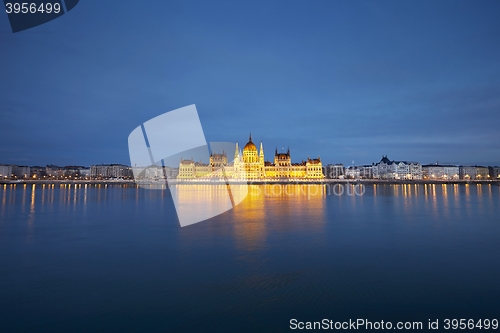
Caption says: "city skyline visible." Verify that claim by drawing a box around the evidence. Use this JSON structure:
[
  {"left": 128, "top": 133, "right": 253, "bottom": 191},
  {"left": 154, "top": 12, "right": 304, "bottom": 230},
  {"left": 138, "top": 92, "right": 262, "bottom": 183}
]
[
  {"left": 1, "top": 1, "right": 500, "bottom": 167},
  {"left": 1, "top": 132, "right": 500, "bottom": 180},
  {"left": 1, "top": 141, "right": 500, "bottom": 169}
]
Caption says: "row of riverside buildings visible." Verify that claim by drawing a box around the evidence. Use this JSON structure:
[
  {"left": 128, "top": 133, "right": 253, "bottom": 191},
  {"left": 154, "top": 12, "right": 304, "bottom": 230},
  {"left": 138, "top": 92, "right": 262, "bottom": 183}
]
[
  {"left": 0, "top": 164, "right": 133, "bottom": 180},
  {"left": 2, "top": 159, "right": 500, "bottom": 182},
  {"left": 325, "top": 155, "right": 500, "bottom": 180},
  {"left": 2, "top": 142, "right": 500, "bottom": 182}
]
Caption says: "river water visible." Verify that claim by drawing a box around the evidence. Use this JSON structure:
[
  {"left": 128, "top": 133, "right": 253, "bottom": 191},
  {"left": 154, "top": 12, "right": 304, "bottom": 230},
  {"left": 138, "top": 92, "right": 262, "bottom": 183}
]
[{"left": 1, "top": 183, "right": 499, "bottom": 332}]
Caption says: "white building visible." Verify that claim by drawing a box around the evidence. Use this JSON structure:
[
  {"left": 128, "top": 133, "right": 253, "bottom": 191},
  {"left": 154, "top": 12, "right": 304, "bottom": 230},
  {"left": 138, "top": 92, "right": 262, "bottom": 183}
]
[
  {"left": 91, "top": 164, "right": 132, "bottom": 179},
  {"left": 12, "top": 165, "right": 30, "bottom": 179},
  {"left": 460, "top": 166, "right": 489, "bottom": 180},
  {"left": 422, "top": 164, "right": 459, "bottom": 180},
  {"left": 374, "top": 156, "right": 422, "bottom": 180},
  {"left": 344, "top": 166, "right": 361, "bottom": 179},
  {"left": 30, "top": 166, "right": 46, "bottom": 179},
  {"left": 46, "top": 165, "right": 65, "bottom": 178},
  {"left": 132, "top": 165, "right": 179, "bottom": 180},
  {"left": 79, "top": 168, "right": 91, "bottom": 178},
  {"left": 359, "top": 165, "right": 375, "bottom": 179},
  {"left": 324, "top": 164, "right": 344, "bottom": 179},
  {"left": 489, "top": 166, "right": 500, "bottom": 180},
  {"left": 0, "top": 165, "right": 13, "bottom": 179}
]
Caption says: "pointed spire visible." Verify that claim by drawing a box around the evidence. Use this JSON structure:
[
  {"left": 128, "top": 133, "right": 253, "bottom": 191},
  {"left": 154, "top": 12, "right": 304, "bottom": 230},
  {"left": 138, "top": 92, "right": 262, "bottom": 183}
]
[
  {"left": 249, "top": 133, "right": 252, "bottom": 142},
  {"left": 234, "top": 142, "right": 239, "bottom": 158}
]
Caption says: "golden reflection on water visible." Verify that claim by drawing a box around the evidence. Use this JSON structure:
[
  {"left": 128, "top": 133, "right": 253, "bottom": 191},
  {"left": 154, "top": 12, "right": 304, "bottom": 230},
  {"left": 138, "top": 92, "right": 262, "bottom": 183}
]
[
  {"left": 68, "top": 184, "right": 73, "bottom": 205},
  {"left": 84, "top": 184, "right": 88, "bottom": 210},
  {"left": 41, "top": 184, "right": 45, "bottom": 206},
  {"left": 171, "top": 184, "right": 241, "bottom": 227},
  {"left": 441, "top": 184, "right": 450, "bottom": 220},
  {"left": 73, "top": 185, "right": 78, "bottom": 207},
  {"left": 230, "top": 184, "right": 326, "bottom": 251},
  {"left": 429, "top": 184, "right": 437, "bottom": 216},
  {"left": 28, "top": 184, "right": 36, "bottom": 227},
  {"left": 476, "top": 184, "right": 484, "bottom": 214},
  {"left": 1, "top": 184, "right": 7, "bottom": 220},
  {"left": 50, "top": 184, "right": 55, "bottom": 210},
  {"left": 21, "top": 184, "right": 27, "bottom": 213},
  {"left": 232, "top": 186, "right": 267, "bottom": 250}
]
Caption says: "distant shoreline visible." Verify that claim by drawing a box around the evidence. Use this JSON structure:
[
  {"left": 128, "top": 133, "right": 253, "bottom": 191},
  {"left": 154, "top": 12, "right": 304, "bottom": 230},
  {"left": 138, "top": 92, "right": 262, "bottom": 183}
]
[{"left": 1, "top": 179, "right": 499, "bottom": 186}]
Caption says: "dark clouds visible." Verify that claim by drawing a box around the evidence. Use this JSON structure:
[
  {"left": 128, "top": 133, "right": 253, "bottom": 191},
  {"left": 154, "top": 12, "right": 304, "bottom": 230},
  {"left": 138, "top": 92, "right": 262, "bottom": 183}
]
[{"left": 0, "top": 0, "right": 499, "bottom": 166}]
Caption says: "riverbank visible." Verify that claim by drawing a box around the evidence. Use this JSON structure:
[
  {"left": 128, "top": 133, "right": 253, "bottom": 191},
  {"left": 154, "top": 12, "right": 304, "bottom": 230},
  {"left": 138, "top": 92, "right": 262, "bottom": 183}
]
[
  {"left": 1, "top": 179, "right": 499, "bottom": 185},
  {"left": 0, "top": 180, "right": 135, "bottom": 185}
]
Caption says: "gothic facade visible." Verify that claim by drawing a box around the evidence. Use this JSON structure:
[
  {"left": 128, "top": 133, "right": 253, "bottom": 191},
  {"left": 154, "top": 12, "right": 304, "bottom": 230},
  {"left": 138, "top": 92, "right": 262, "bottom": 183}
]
[{"left": 178, "top": 134, "right": 323, "bottom": 180}]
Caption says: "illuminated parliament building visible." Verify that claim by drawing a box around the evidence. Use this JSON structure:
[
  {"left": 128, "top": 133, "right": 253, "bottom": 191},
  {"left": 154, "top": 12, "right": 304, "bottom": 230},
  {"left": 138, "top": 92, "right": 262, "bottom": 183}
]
[{"left": 178, "top": 135, "right": 324, "bottom": 180}]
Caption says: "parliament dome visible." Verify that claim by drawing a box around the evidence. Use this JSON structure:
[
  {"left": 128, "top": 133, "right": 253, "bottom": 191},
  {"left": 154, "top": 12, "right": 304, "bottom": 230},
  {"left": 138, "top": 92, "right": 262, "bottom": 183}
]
[{"left": 243, "top": 134, "right": 257, "bottom": 152}]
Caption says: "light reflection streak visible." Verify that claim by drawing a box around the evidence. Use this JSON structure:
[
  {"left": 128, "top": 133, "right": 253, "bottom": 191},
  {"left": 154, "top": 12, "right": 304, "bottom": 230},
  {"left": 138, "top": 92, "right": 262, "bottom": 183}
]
[
  {"left": 21, "top": 184, "right": 27, "bottom": 213},
  {"left": 59, "top": 184, "right": 64, "bottom": 208},
  {"left": 453, "top": 184, "right": 459, "bottom": 219},
  {"left": 487, "top": 184, "right": 493, "bottom": 214},
  {"left": 476, "top": 184, "right": 484, "bottom": 214},
  {"left": 67, "top": 184, "right": 71, "bottom": 207},
  {"left": 28, "top": 184, "right": 36, "bottom": 228},
  {"left": 441, "top": 184, "right": 449, "bottom": 220},
  {"left": 10, "top": 184, "right": 16, "bottom": 205},
  {"left": 84, "top": 184, "right": 88, "bottom": 210},
  {"left": 50, "top": 184, "right": 55, "bottom": 209},
  {"left": 431, "top": 184, "right": 437, "bottom": 217},
  {"left": 41, "top": 184, "right": 45, "bottom": 208},
  {"left": 464, "top": 183, "right": 473, "bottom": 220},
  {"left": 73, "top": 184, "right": 78, "bottom": 209},
  {"left": 135, "top": 184, "right": 139, "bottom": 205},
  {"left": 1, "top": 184, "right": 6, "bottom": 220}
]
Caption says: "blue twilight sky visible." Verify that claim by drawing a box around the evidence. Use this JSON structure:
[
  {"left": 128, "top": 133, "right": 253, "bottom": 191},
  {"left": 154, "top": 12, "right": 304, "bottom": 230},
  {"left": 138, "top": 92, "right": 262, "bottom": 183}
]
[{"left": 1, "top": 0, "right": 499, "bottom": 167}]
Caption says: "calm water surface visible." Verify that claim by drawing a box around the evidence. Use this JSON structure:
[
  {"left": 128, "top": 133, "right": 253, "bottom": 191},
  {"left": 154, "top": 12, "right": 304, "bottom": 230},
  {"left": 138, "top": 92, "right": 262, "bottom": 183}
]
[{"left": 1, "top": 183, "right": 499, "bottom": 332}]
